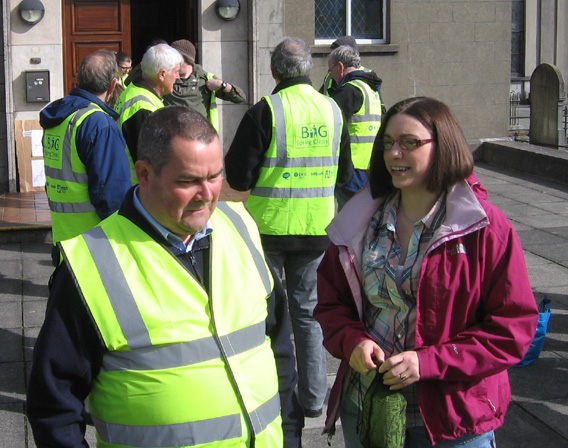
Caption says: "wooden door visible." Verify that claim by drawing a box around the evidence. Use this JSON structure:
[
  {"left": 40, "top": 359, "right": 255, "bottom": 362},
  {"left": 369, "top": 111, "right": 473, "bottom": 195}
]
[{"left": 63, "top": 0, "right": 131, "bottom": 94}]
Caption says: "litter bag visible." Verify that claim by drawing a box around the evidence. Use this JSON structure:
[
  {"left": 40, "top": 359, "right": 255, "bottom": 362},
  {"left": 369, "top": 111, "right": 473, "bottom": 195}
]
[
  {"left": 515, "top": 295, "right": 551, "bottom": 367},
  {"left": 359, "top": 373, "right": 406, "bottom": 448}
]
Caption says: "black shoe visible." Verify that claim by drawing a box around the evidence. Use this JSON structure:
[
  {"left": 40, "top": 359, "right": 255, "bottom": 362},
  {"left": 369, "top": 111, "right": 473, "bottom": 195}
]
[{"left": 303, "top": 407, "right": 323, "bottom": 418}]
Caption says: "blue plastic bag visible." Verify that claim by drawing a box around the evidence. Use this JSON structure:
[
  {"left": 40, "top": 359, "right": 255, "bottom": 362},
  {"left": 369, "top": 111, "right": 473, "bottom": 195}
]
[{"left": 515, "top": 295, "right": 551, "bottom": 367}]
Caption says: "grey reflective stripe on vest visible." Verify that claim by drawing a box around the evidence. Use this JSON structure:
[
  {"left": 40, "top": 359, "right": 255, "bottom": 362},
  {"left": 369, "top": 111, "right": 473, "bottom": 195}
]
[
  {"left": 117, "top": 95, "right": 156, "bottom": 116},
  {"left": 249, "top": 392, "right": 280, "bottom": 436},
  {"left": 350, "top": 114, "right": 381, "bottom": 123},
  {"left": 348, "top": 80, "right": 381, "bottom": 123},
  {"left": 82, "top": 226, "right": 152, "bottom": 350},
  {"left": 252, "top": 185, "right": 335, "bottom": 199},
  {"left": 92, "top": 393, "right": 280, "bottom": 447},
  {"left": 216, "top": 202, "right": 271, "bottom": 295},
  {"left": 47, "top": 199, "right": 96, "bottom": 214},
  {"left": 45, "top": 105, "right": 99, "bottom": 184},
  {"left": 102, "top": 320, "right": 266, "bottom": 372},
  {"left": 350, "top": 135, "right": 378, "bottom": 144},
  {"left": 267, "top": 93, "right": 288, "bottom": 166}
]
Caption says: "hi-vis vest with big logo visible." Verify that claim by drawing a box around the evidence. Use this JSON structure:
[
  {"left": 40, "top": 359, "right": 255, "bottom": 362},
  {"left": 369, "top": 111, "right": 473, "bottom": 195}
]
[
  {"left": 43, "top": 104, "right": 102, "bottom": 244},
  {"left": 346, "top": 79, "right": 382, "bottom": 170},
  {"left": 59, "top": 202, "right": 282, "bottom": 448},
  {"left": 247, "top": 84, "right": 342, "bottom": 236},
  {"left": 206, "top": 72, "right": 220, "bottom": 132},
  {"left": 114, "top": 83, "right": 164, "bottom": 184}
]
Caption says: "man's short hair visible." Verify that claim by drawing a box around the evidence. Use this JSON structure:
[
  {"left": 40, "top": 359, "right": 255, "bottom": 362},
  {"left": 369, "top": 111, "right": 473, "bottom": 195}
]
[
  {"left": 141, "top": 43, "right": 183, "bottom": 78},
  {"left": 270, "top": 37, "right": 312, "bottom": 80},
  {"left": 329, "top": 45, "right": 361, "bottom": 70},
  {"left": 138, "top": 106, "right": 218, "bottom": 175},
  {"left": 76, "top": 50, "right": 117, "bottom": 95}
]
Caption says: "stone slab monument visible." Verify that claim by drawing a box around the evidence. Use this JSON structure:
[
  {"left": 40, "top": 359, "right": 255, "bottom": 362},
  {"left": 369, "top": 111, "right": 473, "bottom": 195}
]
[{"left": 530, "top": 63, "right": 567, "bottom": 148}]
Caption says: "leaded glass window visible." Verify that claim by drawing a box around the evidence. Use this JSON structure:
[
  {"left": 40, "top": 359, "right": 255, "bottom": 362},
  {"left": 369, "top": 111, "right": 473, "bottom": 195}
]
[{"left": 315, "top": 0, "right": 386, "bottom": 44}]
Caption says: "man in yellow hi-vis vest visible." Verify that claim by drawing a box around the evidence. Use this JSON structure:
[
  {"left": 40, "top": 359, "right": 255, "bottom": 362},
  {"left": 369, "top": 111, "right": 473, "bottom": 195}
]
[
  {"left": 27, "top": 107, "right": 304, "bottom": 447},
  {"left": 225, "top": 37, "right": 351, "bottom": 420},
  {"left": 327, "top": 45, "right": 384, "bottom": 210},
  {"left": 114, "top": 43, "right": 182, "bottom": 166},
  {"left": 41, "top": 50, "right": 131, "bottom": 265}
]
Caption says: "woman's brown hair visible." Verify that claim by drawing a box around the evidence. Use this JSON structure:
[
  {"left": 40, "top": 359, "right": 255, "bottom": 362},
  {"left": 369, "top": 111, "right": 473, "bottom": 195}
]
[{"left": 368, "top": 97, "right": 474, "bottom": 198}]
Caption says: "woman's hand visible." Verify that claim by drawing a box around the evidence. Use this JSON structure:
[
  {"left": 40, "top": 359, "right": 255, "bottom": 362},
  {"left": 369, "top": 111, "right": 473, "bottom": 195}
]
[
  {"left": 349, "top": 340, "right": 385, "bottom": 375},
  {"left": 379, "top": 351, "right": 420, "bottom": 390}
]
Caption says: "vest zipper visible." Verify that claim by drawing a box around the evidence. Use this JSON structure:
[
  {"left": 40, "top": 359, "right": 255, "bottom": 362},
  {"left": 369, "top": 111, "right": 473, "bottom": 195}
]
[{"left": 206, "top": 240, "right": 257, "bottom": 447}]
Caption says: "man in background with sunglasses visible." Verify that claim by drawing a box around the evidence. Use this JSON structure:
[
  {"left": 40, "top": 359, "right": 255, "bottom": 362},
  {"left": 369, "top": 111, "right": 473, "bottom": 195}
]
[{"left": 326, "top": 45, "right": 384, "bottom": 210}]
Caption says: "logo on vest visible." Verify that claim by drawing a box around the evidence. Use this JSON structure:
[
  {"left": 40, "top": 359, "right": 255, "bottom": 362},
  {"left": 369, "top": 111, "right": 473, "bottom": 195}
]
[
  {"left": 296, "top": 124, "right": 330, "bottom": 148},
  {"left": 43, "top": 134, "right": 61, "bottom": 161},
  {"left": 282, "top": 172, "right": 291, "bottom": 179}
]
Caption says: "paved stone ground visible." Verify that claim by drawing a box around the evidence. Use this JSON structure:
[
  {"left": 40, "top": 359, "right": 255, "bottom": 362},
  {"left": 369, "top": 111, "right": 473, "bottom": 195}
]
[{"left": 1, "top": 162, "right": 567, "bottom": 447}]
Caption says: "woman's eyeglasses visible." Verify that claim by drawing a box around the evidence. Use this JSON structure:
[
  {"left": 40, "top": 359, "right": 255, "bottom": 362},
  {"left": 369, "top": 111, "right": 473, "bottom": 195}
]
[
  {"left": 119, "top": 66, "right": 132, "bottom": 72},
  {"left": 378, "top": 138, "right": 434, "bottom": 150}
]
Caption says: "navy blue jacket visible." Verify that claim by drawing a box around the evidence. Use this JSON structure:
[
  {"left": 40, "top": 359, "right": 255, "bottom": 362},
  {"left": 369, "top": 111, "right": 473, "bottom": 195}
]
[{"left": 40, "top": 88, "right": 131, "bottom": 219}]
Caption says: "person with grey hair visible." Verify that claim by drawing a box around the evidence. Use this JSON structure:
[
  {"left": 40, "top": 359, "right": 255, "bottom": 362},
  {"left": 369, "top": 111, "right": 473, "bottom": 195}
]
[
  {"left": 40, "top": 49, "right": 131, "bottom": 266},
  {"left": 114, "top": 43, "right": 182, "bottom": 174},
  {"left": 327, "top": 44, "right": 384, "bottom": 209},
  {"left": 319, "top": 35, "right": 376, "bottom": 96},
  {"left": 225, "top": 37, "right": 351, "bottom": 420},
  {"left": 28, "top": 106, "right": 304, "bottom": 448}
]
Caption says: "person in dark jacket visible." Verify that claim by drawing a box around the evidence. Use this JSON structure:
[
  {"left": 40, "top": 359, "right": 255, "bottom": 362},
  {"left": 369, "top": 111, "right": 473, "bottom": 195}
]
[
  {"left": 40, "top": 49, "right": 131, "bottom": 265},
  {"left": 163, "top": 39, "right": 245, "bottom": 132},
  {"left": 114, "top": 43, "right": 182, "bottom": 164},
  {"left": 27, "top": 107, "right": 304, "bottom": 447},
  {"left": 225, "top": 37, "right": 350, "bottom": 420},
  {"left": 327, "top": 45, "right": 384, "bottom": 209}
]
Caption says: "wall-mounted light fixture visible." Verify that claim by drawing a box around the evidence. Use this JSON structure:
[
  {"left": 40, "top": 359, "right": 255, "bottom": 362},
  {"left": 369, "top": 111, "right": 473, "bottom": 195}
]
[
  {"left": 18, "top": 0, "right": 45, "bottom": 25},
  {"left": 215, "top": 0, "right": 240, "bottom": 21}
]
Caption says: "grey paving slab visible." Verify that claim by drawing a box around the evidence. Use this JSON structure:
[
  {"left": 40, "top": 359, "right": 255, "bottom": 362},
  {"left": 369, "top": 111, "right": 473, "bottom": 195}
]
[
  {"left": 494, "top": 401, "right": 568, "bottom": 448},
  {"left": 0, "top": 403, "right": 28, "bottom": 448},
  {"left": 526, "top": 262, "right": 568, "bottom": 291},
  {"left": 548, "top": 226, "right": 568, "bottom": 239},
  {"left": 1, "top": 301, "right": 22, "bottom": 329},
  {"left": 0, "top": 329, "right": 24, "bottom": 363},
  {"left": 499, "top": 203, "right": 550, "bottom": 217},
  {"left": 513, "top": 213, "right": 568, "bottom": 229},
  {"left": 516, "top": 229, "right": 568, "bottom": 248},
  {"left": 23, "top": 327, "right": 39, "bottom": 362},
  {"left": 0, "top": 243, "right": 23, "bottom": 261},
  {"left": 22, "top": 280, "right": 49, "bottom": 302},
  {"left": 22, "top": 301, "right": 46, "bottom": 329},
  {"left": 524, "top": 242, "right": 568, "bottom": 265},
  {"left": 523, "top": 251, "right": 556, "bottom": 267},
  {"left": 0, "top": 362, "right": 27, "bottom": 403}
]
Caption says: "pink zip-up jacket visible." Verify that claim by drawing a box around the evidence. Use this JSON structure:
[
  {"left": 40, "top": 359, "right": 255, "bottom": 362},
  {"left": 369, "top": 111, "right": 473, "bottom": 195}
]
[{"left": 314, "top": 174, "right": 538, "bottom": 445}]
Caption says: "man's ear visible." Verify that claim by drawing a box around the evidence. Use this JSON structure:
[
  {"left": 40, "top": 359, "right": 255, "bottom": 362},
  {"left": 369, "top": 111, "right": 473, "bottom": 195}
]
[
  {"left": 105, "top": 78, "right": 118, "bottom": 102},
  {"left": 157, "top": 68, "right": 167, "bottom": 82},
  {"left": 135, "top": 159, "right": 153, "bottom": 187}
]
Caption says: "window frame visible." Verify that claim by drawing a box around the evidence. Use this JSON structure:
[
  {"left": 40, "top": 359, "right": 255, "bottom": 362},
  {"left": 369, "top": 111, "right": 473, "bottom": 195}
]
[{"left": 314, "top": 0, "right": 388, "bottom": 46}]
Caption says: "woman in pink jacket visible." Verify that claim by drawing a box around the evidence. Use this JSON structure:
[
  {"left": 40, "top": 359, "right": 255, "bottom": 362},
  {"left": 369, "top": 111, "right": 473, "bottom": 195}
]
[{"left": 314, "top": 97, "right": 538, "bottom": 447}]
